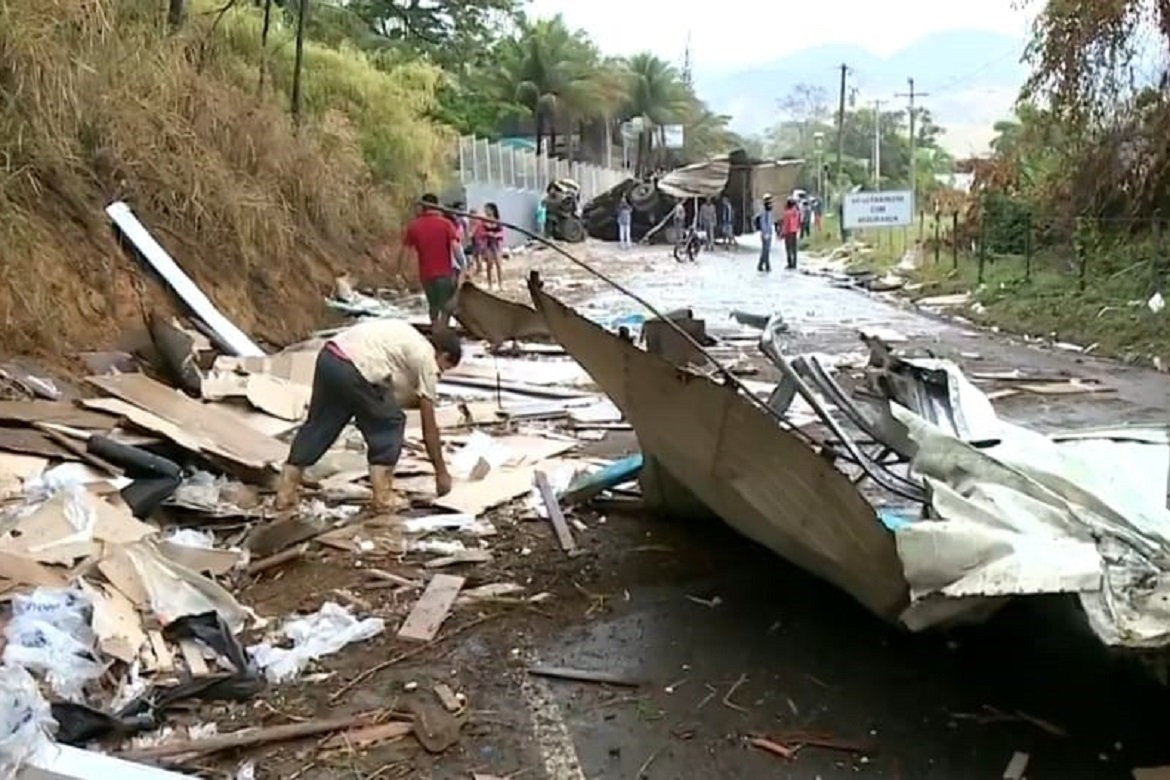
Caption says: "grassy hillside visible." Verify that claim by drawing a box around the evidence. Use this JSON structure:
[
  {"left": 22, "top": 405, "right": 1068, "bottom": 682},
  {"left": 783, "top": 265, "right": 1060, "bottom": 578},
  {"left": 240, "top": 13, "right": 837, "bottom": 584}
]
[{"left": 0, "top": 0, "right": 451, "bottom": 358}]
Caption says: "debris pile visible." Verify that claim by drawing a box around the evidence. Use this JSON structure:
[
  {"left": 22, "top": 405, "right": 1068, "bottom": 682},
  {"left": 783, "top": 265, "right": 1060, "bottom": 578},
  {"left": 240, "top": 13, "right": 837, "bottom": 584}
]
[{"left": 0, "top": 205, "right": 706, "bottom": 778}]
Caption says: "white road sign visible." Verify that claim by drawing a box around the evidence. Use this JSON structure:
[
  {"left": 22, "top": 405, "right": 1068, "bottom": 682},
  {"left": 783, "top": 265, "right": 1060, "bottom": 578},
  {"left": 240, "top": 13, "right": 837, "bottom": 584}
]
[{"left": 842, "top": 190, "right": 914, "bottom": 229}]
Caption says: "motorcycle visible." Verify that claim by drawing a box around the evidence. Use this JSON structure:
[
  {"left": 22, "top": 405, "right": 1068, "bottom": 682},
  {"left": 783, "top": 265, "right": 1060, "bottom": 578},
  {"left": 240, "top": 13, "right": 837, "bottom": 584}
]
[{"left": 672, "top": 227, "right": 704, "bottom": 263}]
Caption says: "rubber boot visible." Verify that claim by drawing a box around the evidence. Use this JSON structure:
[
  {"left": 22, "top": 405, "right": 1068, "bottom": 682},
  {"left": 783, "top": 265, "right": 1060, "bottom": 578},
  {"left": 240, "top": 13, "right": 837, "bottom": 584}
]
[
  {"left": 369, "top": 464, "right": 405, "bottom": 513},
  {"left": 273, "top": 464, "right": 302, "bottom": 512}
]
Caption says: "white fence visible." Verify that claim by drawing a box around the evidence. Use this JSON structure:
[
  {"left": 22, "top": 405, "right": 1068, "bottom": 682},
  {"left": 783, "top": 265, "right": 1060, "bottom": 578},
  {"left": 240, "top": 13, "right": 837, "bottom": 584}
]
[{"left": 456, "top": 135, "right": 628, "bottom": 202}]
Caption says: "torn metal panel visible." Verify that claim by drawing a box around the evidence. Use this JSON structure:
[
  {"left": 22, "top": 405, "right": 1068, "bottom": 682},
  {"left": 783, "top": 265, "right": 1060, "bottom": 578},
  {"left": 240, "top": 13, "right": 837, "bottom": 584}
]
[
  {"left": 105, "top": 201, "right": 263, "bottom": 358},
  {"left": 454, "top": 282, "right": 552, "bottom": 348},
  {"left": 892, "top": 401, "right": 1170, "bottom": 649},
  {"left": 758, "top": 320, "right": 925, "bottom": 503},
  {"left": 656, "top": 157, "right": 732, "bottom": 199},
  {"left": 527, "top": 273, "right": 909, "bottom": 620}
]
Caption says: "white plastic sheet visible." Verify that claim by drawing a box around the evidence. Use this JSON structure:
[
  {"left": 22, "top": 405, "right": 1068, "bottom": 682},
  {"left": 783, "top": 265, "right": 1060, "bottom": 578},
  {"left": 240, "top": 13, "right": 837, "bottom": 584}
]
[{"left": 248, "top": 602, "right": 384, "bottom": 684}]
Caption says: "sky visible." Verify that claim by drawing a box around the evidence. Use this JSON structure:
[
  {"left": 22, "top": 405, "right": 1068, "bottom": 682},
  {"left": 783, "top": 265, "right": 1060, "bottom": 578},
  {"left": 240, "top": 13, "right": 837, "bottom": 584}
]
[{"left": 525, "top": 0, "right": 1034, "bottom": 74}]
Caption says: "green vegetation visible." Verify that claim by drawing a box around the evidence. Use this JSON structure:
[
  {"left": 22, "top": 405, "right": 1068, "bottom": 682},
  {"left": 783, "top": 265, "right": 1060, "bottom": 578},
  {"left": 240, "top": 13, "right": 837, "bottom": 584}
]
[
  {"left": 787, "top": 3, "right": 1170, "bottom": 361},
  {"left": 0, "top": 0, "right": 738, "bottom": 358},
  {"left": 757, "top": 83, "right": 955, "bottom": 200}
]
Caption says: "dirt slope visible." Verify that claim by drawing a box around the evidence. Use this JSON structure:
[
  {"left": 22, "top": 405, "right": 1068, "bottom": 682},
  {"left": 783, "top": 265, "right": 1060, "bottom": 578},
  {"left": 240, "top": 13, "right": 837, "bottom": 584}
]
[{"left": 0, "top": 0, "right": 446, "bottom": 362}]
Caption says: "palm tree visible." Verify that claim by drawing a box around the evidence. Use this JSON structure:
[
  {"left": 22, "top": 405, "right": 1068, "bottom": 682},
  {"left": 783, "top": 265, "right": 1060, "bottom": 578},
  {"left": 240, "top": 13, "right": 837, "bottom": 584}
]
[
  {"left": 680, "top": 102, "right": 740, "bottom": 162},
  {"left": 622, "top": 52, "right": 688, "bottom": 174},
  {"left": 493, "top": 15, "right": 600, "bottom": 156}
]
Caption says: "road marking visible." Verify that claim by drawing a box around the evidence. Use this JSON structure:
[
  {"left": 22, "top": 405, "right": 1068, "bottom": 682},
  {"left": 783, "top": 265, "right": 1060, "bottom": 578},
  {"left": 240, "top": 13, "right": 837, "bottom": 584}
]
[{"left": 520, "top": 674, "right": 587, "bottom": 780}]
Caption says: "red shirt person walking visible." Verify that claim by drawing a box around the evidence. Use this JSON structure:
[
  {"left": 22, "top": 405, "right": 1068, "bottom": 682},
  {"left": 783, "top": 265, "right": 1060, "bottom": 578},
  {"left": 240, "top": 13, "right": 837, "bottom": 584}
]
[
  {"left": 780, "top": 197, "right": 802, "bottom": 270},
  {"left": 395, "top": 193, "right": 459, "bottom": 326}
]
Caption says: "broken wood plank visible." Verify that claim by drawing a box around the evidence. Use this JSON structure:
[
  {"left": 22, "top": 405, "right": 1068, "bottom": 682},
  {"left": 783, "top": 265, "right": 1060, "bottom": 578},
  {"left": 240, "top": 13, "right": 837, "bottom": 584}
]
[
  {"left": 320, "top": 721, "right": 413, "bottom": 750},
  {"left": 527, "top": 665, "right": 640, "bottom": 687},
  {"left": 534, "top": 469, "right": 577, "bottom": 555},
  {"left": 433, "top": 683, "right": 462, "bottom": 713},
  {"left": 0, "top": 399, "right": 117, "bottom": 430},
  {"left": 178, "top": 640, "right": 210, "bottom": 677},
  {"left": 86, "top": 373, "right": 286, "bottom": 471},
  {"left": 424, "top": 549, "right": 493, "bottom": 568},
  {"left": 1003, "top": 751, "right": 1029, "bottom": 780},
  {"left": 148, "top": 631, "right": 175, "bottom": 673},
  {"left": 0, "top": 427, "right": 76, "bottom": 459},
  {"left": 120, "top": 713, "right": 376, "bottom": 761},
  {"left": 397, "top": 574, "right": 465, "bottom": 643},
  {"left": 748, "top": 736, "right": 796, "bottom": 760},
  {"left": 245, "top": 544, "right": 307, "bottom": 575}
]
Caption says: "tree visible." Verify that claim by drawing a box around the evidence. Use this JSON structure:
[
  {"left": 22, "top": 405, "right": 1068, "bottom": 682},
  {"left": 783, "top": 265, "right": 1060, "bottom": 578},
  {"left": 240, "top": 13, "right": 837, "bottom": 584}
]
[
  {"left": 622, "top": 52, "right": 688, "bottom": 174},
  {"left": 290, "top": 0, "right": 309, "bottom": 127},
  {"left": 492, "top": 16, "right": 599, "bottom": 155},
  {"left": 777, "top": 83, "right": 830, "bottom": 147},
  {"left": 347, "top": 0, "right": 520, "bottom": 70},
  {"left": 680, "top": 103, "right": 740, "bottom": 162}
]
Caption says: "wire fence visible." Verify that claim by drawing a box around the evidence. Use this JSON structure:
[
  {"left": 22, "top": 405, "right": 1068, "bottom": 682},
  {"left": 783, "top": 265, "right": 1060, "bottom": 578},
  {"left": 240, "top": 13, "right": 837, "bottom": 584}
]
[
  {"left": 898, "top": 206, "right": 1170, "bottom": 295},
  {"left": 455, "top": 135, "right": 628, "bottom": 203}
]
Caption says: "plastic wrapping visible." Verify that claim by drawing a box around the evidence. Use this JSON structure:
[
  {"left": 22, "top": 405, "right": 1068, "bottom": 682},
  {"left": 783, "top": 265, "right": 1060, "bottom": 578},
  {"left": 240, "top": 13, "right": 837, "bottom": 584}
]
[
  {"left": 3, "top": 588, "right": 104, "bottom": 701},
  {"left": 248, "top": 602, "right": 384, "bottom": 684},
  {"left": 0, "top": 664, "right": 55, "bottom": 780}
]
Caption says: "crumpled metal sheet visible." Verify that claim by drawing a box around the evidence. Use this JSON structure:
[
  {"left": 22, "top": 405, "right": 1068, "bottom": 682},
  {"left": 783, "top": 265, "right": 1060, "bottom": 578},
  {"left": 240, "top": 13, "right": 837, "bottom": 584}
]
[{"left": 891, "top": 399, "right": 1170, "bottom": 649}]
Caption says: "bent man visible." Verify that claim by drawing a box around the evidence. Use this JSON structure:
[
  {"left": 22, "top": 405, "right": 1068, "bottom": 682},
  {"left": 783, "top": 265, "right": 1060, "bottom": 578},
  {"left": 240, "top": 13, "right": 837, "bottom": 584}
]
[{"left": 274, "top": 319, "right": 463, "bottom": 512}]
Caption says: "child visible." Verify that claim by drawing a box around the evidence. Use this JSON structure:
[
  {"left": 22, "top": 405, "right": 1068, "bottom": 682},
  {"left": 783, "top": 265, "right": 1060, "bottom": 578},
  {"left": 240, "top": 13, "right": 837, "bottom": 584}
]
[{"left": 474, "top": 203, "right": 505, "bottom": 289}]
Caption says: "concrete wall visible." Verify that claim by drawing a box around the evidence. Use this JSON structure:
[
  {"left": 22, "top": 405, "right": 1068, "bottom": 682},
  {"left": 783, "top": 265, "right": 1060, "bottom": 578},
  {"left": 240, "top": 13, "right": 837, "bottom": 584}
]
[{"left": 464, "top": 182, "right": 540, "bottom": 249}]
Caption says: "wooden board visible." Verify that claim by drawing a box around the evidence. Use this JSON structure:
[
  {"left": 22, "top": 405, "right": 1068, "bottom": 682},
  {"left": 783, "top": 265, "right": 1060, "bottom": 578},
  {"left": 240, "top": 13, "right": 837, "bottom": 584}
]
[
  {"left": 0, "top": 400, "right": 117, "bottom": 430},
  {"left": 534, "top": 469, "right": 576, "bottom": 554},
  {"left": 397, "top": 574, "right": 465, "bottom": 642},
  {"left": 86, "top": 373, "right": 286, "bottom": 471},
  {"left": 0, "top": 427, "right": 75, "bottom": 459}
]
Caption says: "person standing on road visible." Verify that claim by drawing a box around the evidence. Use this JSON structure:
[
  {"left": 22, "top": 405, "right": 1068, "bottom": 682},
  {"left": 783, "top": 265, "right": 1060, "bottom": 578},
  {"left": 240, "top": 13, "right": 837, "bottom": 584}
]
[
  {"left": 699, "top": 198, "right": 717, "bottom": 250},
  {"left": 755, "top": 194, "right": 775, "bottom": 272},
  {"left": 393, "top": 193, "right": 459, "bottom": 327},
  {"left": 781, "top": 197, "right": 802, "bottom": 270},
  {"left": 273, "top": 319, "right": 462, "bottom": 514},
  {"left": 719, "top": 195, "right": 735, "bottom": 247},
  {"left": 616, "top": 196, "right": 633, "bottom": 249},
  {"left": 799, "top": 197, "right": 813, "bottom": 238},
  {"left": 812, "top": 196, "right": 824, "bottom": 233},
  {"left": 535, "top": 198, "right": 547, "bottom": 239},
  {"left": 671, "top": 201, "right": 686, "bottom": 242}
]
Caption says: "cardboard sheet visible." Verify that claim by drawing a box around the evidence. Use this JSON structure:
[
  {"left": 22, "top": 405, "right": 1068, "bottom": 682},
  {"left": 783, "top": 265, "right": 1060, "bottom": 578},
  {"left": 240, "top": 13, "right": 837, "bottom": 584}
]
[{"left": 86, "top": 374, "right": 286, "bottom": 471}]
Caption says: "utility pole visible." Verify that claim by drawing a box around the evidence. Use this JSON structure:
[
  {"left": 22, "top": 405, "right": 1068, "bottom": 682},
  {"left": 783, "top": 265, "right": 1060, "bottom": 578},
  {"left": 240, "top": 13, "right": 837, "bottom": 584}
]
[
  {"left": 895, "top": 77, "right": 929, "bottom": 205},
  {"left": 871, "top": 99, "right": 884, "bottom": 190},
  {"left": 834, "top": 63, "right": 848, "bottom": 204}
]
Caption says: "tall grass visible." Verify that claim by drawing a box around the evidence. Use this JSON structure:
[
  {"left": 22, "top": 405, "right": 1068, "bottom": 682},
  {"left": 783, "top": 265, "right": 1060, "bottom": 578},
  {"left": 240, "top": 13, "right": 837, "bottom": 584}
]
[{"left": 0, "top": 0, "right": 451, "bottom": 357}]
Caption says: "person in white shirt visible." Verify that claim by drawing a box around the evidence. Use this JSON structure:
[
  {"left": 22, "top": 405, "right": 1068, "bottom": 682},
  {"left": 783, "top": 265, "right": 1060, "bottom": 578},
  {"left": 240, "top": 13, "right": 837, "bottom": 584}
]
[{"left": 273, "top": 320, "right": 462, "bottom": 513}]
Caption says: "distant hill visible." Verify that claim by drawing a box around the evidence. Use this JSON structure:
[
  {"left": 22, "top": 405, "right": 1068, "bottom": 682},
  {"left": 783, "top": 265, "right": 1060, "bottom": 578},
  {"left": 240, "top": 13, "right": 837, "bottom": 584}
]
[{"left": 694, "top": 30, "right": 1030, "bottom": 156}]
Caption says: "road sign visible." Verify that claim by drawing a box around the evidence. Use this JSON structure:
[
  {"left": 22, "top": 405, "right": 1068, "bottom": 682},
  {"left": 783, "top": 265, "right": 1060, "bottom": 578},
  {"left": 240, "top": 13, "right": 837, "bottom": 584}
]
[{"left": 842, "top": 190, "right": 913, "bottom": 229}]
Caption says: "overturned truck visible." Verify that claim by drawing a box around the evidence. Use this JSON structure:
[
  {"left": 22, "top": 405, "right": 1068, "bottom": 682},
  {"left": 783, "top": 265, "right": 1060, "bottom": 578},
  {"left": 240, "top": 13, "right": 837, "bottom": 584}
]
[
  {"left": 456, "top": 274, "right": 1170, "bottom": 673},
  {"left": 582, "top": 150, "right": 804, "bottom": 244}
]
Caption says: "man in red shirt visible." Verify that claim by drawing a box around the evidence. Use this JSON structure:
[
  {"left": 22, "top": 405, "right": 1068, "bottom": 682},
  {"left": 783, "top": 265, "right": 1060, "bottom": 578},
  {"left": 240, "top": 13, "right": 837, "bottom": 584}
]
[
  {"left": 396, "top": 194, "right": 459, "bottom": 326},
  {"left": 780, "top": 197, "right": 802, "bottom": 270}
]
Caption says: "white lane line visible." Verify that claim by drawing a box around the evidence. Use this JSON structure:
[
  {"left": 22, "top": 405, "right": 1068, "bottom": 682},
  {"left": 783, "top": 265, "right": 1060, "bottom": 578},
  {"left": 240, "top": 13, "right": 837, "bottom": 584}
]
[{"left": 520, "top": 673, "right": 587, "bottom": 780}]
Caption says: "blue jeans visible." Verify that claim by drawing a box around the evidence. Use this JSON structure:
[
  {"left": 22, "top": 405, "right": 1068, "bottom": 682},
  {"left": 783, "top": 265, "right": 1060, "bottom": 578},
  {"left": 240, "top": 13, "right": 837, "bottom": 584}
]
[
  {"left": 617, "top": 221, "right": 631, "bottom": 246},
  {"left": 757, "top": 235, "right": 772, "bottom": 271}
]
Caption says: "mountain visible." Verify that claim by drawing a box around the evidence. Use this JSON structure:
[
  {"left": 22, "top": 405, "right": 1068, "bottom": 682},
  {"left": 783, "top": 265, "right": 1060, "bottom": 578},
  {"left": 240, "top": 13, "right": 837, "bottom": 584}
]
[{"left": 694, "top": 30, "right": 1030, "bottom": 156}]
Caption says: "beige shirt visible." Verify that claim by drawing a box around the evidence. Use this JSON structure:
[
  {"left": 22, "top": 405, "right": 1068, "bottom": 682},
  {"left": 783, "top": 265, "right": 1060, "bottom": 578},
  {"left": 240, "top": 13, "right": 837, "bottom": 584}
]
[{"left": 331, "top": 319, "right": 438, "bottom": 406}]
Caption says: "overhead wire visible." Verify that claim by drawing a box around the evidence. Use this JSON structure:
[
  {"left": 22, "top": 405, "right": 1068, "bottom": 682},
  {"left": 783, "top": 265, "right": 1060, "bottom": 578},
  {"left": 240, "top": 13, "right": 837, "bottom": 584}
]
[{"left": 428, "top": 201, "right": 821, "bottom": 445}]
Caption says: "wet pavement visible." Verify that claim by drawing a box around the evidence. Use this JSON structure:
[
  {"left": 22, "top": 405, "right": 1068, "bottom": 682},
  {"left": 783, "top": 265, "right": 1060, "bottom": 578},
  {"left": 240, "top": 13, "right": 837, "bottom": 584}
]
[
  {"left": 583, "top": 245, "right": 1170, "bottom": 431},
  {"left": 446, "top": 244, "right": 1170, "bottom": 780}
]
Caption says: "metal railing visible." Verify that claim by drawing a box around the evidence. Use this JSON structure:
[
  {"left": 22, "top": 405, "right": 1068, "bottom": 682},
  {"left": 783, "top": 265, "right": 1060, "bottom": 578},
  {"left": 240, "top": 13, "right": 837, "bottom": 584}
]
[{"left": 455, "top": 135, "right": 628, "bottom": 202}]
